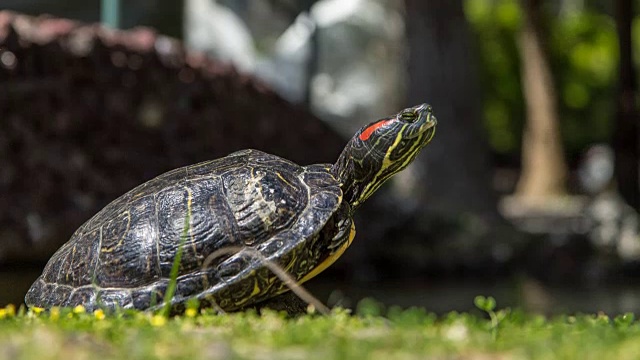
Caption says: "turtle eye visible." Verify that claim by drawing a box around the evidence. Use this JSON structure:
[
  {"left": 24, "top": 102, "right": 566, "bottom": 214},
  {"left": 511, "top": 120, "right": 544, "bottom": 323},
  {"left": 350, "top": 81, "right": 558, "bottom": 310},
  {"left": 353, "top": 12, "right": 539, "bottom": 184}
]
[{"left": 400, "top": 111, "right": 417, "bottom": 122}]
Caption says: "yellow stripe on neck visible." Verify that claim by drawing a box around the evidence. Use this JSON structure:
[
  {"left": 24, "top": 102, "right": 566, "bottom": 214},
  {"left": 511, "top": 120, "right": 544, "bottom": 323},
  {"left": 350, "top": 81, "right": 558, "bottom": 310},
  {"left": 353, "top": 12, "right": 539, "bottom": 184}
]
[
  {"left": 355, "top": 126, "right": 405, "bottom": 207},
  {"left": 300, "top": 222, "right": 356, "bottom": 284}
]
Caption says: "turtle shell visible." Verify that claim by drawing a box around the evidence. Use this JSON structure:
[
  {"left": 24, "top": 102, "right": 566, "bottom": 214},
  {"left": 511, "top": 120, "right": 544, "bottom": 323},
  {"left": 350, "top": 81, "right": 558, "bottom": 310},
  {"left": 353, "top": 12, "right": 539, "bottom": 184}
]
[{"left": 25, "top": 149, "right": 347, "bottom": 311}]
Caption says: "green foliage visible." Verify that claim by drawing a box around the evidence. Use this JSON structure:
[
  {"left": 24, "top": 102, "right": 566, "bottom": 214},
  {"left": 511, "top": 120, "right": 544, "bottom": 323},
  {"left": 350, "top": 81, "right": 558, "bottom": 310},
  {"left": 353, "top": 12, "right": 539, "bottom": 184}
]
[
  {"left": 464, "top": 0, "right": 618, "bottom": 158},
  {"left": 6, "top": 302, "right": 640, "bottom": 359},
  {"left": 465, "top": 0, "right": 524, "bottom": 156},
  {"left": 355, "top": 297, "right": 385, "bottom": 317},
  {"left": 550, "top": 11, "right": 618, "bottom": 154},
  {"left": 474, "top": 295, "right": 509, "bottom": 340},
  {"left": 473, "top": 295, "right": 496, "bottom": 312}
]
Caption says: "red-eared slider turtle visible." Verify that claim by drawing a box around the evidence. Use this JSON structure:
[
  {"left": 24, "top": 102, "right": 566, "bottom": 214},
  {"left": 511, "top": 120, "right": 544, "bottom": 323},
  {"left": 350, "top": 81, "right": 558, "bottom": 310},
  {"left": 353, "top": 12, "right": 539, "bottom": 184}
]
[{"left": 25, "top": 104, "right": 437, "bottom": 312}]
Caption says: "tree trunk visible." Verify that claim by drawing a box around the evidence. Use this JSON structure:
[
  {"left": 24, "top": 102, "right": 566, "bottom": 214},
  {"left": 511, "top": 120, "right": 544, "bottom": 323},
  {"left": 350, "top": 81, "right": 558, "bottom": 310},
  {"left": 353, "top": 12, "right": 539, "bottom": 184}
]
[
  {"left": 404, "top": 0, "right": 500, "bottom": 221},
  {"left": 613, "top": 0, "right": 639, "bottom": 209},
  {"left": 343, "top": 0, "right": 514, "bottom": 280},
  {"left": 515, "top": 0, "right": 568, "bottom": 203}
]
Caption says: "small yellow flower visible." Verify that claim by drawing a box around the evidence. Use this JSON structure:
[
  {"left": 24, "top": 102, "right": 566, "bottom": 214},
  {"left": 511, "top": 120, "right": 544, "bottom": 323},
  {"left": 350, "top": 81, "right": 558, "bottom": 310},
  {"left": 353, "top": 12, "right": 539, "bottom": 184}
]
[
  {"left": 49, "top": 307, "right": 60, "bottom": 321},
  {"left": 150, "top": 315, "right": 167, "bottom": 327},
  {"left": 31, "top": 307, "right": 45, "bottom": 315},
  {"left": 0, "top": 309, "right": 6, "bottom": 319},
  {"left": 185, "top": 308, "right": 197, "bottom": 318},
  {"left": 94, "top": 309, "right": 106, "bottom": 320},
  {"left": 72, "top": 305, "right": 86, "bottom": 314}
]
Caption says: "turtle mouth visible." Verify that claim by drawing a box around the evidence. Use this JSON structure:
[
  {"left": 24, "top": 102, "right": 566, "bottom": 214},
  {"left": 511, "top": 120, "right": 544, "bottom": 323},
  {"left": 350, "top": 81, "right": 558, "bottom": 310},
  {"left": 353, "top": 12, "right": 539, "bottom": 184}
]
[
  {"left": 423, "top": 114, "right": 437, "bottom": 129},
  {"left": 405, "top": 109, "right": 436, "bottom": 139},
  {"left": 415, "top": 112, "right": 436, "bottom": 145}
]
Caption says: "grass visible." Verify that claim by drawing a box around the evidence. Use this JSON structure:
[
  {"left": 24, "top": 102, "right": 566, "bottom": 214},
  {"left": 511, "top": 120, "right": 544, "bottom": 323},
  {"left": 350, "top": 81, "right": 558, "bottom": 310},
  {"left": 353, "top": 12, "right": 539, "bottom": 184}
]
[
  {"left": 16, "top": 216, "right": 639, "bottom": 359},
  {"left": 160, "top": 208, "right": 191, "bottom": 316},
  {"left": 1, "top": 299, "right": 640, "bottom": 360}
]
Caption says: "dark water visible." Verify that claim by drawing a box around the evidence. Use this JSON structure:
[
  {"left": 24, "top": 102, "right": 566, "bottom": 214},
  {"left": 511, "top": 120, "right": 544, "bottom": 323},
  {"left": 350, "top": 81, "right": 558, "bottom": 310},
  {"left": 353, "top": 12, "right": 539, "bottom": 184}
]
[
  {"left": 308, "top": 279, "right": 640, "bottom": 316},
  {"left": 0, "top": 268, "right": 41, "bottom": 307},
  {"left": 5, "top": 268, "right": 640, "bottom": 316}
]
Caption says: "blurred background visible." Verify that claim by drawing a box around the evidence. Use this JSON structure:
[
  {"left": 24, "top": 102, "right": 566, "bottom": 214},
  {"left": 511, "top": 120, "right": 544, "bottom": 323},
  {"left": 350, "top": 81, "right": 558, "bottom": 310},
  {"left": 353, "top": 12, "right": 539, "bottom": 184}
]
[{"left": 0, "top": 0, "right": 638, "bottom": 315}]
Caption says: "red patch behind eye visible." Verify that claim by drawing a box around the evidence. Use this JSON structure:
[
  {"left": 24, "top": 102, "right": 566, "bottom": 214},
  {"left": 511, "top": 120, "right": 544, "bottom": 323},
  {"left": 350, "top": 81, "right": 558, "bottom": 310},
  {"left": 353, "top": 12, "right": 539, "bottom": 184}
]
[{"left": 359, "top": 119, "right": 393, "bottom": 141}]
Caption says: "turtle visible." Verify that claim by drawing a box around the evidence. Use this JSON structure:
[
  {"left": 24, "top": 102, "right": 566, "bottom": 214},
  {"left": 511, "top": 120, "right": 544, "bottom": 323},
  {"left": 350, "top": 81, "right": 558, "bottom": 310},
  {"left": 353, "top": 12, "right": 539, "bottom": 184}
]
[{"left": 25, "top": 103, "right": 437, "bottom": 313}]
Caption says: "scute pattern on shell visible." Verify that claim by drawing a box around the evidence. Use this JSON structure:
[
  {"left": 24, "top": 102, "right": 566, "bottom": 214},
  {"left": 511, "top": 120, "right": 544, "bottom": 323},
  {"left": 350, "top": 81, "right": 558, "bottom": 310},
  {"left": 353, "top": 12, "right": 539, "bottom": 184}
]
[{"left": 25, "top": 149, "right": 346, "bottom": 312}]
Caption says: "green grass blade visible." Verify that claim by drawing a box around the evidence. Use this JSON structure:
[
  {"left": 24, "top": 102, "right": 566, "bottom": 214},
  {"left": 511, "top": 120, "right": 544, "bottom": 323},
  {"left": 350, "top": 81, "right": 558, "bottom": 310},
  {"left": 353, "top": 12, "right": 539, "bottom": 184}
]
[{"left": 161, "top": 207, "right": 191, "bottom": 317}]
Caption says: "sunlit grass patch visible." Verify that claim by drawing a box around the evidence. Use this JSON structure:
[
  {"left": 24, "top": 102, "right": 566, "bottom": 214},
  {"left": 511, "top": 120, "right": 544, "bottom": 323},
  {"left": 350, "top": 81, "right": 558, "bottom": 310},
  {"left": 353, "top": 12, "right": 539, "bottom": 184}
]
[{"left": 1, "top": 301, "right": 640, "bottom": 359}]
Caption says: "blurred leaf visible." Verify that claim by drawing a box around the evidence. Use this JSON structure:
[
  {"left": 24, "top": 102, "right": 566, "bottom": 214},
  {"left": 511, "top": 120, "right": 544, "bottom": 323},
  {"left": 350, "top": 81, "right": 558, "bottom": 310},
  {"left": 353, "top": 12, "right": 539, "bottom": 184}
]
[
  {"left": 496, "top": 0, "right": 522, "bottom": 30},
  {"left": 356, "top": 298, "right": 385, "bottom": 317},
  {"left": 564, "top": 81, "right": 590, "bottom": 109},
  {"left": 474, "top": 295, "right": 497, "bottom": 312},
  {"left": 465, "top": 0, "right": 618, "bottom": 158}
]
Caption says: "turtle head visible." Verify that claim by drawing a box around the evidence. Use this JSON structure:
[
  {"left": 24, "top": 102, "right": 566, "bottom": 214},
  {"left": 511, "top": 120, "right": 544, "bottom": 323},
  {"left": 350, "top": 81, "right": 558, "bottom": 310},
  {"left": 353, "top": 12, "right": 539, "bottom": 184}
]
[{"left": 331, "top": 103, "right": 437, "bottom": 210}]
